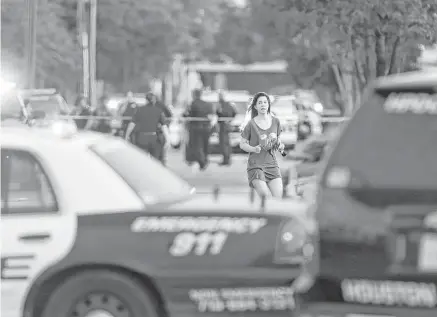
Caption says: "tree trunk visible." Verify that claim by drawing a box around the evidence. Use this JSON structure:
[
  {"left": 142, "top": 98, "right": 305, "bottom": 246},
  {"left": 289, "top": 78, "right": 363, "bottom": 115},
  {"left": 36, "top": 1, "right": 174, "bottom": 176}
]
[
  {"left": 387, "top": 36, "right": 401, "bottom": 75},
  {"left": 375, "top": 30, "right": 387, "bottom": 77}
]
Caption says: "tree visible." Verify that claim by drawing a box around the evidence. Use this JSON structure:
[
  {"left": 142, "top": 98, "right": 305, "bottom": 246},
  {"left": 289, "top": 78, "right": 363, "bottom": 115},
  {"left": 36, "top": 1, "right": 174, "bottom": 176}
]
[
  {"left": 204, "top": 4, "right": 281, "bottom": 64},
  {"left": 250, "top": 0, "right": 437, "bottom": 115},
  {"left": 1, "top": 0, "right": 80, "bottom": 91}
]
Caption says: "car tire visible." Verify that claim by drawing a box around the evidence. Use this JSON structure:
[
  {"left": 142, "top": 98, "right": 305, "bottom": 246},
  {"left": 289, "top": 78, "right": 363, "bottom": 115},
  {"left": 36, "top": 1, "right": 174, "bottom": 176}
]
[{"left": 41, "top": 270, "right": 162, "bottom": 317}]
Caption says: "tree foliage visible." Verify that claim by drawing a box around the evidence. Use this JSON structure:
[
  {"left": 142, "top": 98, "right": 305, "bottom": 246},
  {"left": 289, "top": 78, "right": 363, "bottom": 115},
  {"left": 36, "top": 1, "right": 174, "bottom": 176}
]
[
  {"left": 250, "top": 0, "right": 437, "bottom": 113},
  {"left": 1, "top": 0, "right": 80, "bottom": 89}
]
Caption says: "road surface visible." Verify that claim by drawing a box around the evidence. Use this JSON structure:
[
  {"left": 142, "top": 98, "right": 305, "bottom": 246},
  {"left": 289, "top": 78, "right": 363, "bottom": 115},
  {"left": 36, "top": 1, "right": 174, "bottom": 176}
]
[{"left": 166, "top": 149, "right": 317, "bottom": 200}]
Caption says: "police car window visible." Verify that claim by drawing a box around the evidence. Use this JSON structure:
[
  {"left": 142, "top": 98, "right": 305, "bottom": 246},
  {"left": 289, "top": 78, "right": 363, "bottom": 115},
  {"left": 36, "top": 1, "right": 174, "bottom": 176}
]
[
  {"left": 1, "top": 150, "right": 58, "bottom": 215},
  {"left": 90, "top": 140, "right": 194, "bottom": 204},
  {"left": 327, "top": 87, "right": 437, "bottom": 190}
]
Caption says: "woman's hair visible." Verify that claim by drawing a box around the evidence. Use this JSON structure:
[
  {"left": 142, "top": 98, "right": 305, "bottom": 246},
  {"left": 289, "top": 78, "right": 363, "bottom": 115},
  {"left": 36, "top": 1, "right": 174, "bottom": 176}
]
[{"left": 240, "top": 92, "right": 272, "bottom": 131}]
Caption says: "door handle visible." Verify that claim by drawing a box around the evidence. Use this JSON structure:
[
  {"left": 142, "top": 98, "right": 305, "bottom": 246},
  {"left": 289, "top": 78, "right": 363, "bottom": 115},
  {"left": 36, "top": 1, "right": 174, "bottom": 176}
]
[{"left": 19, "top": 233, "right": 51, "bottom": 242}]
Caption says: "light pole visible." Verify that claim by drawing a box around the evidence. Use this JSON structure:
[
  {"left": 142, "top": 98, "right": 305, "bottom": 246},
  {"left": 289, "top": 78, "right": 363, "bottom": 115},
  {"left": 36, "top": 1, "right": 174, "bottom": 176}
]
[
  {"left": 77, "top": 0, "right": 97, "bottom": 108},
  {"left": 89, "top": 0, "right": 97, "bottom": 109},
  {"left": 77, "top": 0, "right": 89, "bottom": 99},
  {"left": 25, "top": 0, "right": 38, "bottom": 88}
]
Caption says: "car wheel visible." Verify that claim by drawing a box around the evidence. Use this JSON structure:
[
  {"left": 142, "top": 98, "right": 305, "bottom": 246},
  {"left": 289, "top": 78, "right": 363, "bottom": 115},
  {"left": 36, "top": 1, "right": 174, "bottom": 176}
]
[{"left": 41, "top": 270, "right": 161, "bottom": 317}]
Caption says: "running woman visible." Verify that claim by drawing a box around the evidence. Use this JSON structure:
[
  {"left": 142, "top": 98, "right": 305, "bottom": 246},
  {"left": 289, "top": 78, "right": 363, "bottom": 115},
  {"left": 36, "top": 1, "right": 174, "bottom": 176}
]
[{"left": 239, "top": 92, "right": 285, "bottom": 198}]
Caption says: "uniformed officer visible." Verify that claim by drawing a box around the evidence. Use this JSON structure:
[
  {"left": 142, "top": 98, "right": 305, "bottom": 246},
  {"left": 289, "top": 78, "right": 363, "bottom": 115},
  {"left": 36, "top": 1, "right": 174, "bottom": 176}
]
[
  {"left": 125, "top": 97, "right": 169, "bottom": 161},
  {"left": 145, "top": 92, "right": 173, "bottom": 165},
  {"left": 73, "top": 96, "right": 93, "bottom": 130},
  {"left": 185, "top": 89, "right": 215, "bottom": 170},
  {"left": 217, "top": 91, "right": 237, "bottom": 166},
  {"left": 91, "top": 96, "right": 112, "bottom": 134},
  {"left": 119, "top": 91, "right": 138, "bottom": 138}
]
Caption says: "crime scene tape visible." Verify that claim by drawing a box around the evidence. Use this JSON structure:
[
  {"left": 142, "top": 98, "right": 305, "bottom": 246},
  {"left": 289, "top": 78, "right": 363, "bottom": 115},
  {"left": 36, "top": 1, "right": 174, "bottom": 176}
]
[{"left": 48, "top": 115, "right": 348, "bottom": 123}]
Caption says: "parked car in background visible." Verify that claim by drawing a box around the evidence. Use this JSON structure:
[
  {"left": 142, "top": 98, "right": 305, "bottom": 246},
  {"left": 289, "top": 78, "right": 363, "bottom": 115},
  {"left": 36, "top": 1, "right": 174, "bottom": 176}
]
[
  {"left": 20, "top": 89, "right": 73, "bottom": 117},
  {"left": 106, "top": 93, "right": 146, "bottom": 134},
  {"left": 18, "top": 89, "right": 76, "bottom": 130},
  {"left": 271, "top": 94, "right": 323, "bottom": 146},
  {"left": 200, "top": 90, "right": 252, "bottom": 154}
]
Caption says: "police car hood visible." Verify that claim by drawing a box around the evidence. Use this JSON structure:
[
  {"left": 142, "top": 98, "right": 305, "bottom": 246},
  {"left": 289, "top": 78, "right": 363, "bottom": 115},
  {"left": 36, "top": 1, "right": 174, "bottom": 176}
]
[{"left": 165, "top": 192, "right": 308, "bottom": 217}]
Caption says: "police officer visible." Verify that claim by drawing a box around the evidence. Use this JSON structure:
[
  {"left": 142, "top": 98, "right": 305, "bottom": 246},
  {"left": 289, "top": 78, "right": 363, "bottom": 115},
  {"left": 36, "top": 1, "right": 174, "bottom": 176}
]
[
  {"left": 119, "top": 91, "right": 138, "bottom": 138},
  {"left": 73, "top": 96, "right": 93, "bottom": 130},
  {"left": 91, "top": 96, "right": 112, "bottom": 134},
  {"left": 185, "top": 89, "right": 215, "bottom": 170},
  {"left": 125, "top": 97, "right": 169, "bottom": 161},
  {"left": 145, "top": 92, "right": 173, "bottom": 165},
  {"left": 217, "top": 91, "right": 237, "bottom": 165}
]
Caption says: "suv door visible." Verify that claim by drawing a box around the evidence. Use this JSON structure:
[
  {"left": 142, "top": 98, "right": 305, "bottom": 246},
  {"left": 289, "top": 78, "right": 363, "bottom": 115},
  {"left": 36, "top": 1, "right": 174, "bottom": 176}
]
[{"left": 1, "top": 149, "right": 77, "bottom": 317}]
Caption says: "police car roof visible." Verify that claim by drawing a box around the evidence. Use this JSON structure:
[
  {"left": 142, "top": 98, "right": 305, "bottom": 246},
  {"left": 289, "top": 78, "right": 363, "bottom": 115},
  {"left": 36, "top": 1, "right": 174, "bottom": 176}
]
[{"left": 373, "top": 70, "right": 437, "bottom": 90}]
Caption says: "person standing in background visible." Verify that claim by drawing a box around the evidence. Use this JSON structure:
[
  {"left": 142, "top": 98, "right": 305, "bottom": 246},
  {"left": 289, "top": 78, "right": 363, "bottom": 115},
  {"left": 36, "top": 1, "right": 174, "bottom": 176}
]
[
  {"left": 145, "top": 92, "right": 173, "bottom": 165},
  {"left": 217, "top": 91, "right": 237, "bottom": 166},
  {"left": 119, "top": 91, "right": 138, "bottom": 138},
  {"left": 73, "top": 96, "right": 93, "bottom": 130},
  {"left": 125, "top": 98, "right": 169, "bottom": 161},
  {"left": 185, "top": 89, "right": 215, "bottom": 171},
  {"left": 91, "top": 96, "right": 112, "bottom": 134}
]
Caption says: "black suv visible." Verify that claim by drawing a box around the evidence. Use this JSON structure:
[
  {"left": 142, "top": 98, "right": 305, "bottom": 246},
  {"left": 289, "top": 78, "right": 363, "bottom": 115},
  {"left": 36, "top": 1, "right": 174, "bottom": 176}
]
[{"left": 301, "top": 70, "right": 437, "bottom": 317}]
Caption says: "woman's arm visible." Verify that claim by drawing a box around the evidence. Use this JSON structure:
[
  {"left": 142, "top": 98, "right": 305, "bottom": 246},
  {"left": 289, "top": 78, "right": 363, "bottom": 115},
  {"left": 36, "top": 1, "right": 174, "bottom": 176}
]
[{"left": 240, "top": 138, "right": 259, "bottom": 153}]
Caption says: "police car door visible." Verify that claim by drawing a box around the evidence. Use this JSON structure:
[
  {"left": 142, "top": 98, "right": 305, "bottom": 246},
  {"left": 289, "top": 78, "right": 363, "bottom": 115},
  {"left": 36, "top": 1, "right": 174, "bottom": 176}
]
[{"left": 1, "top": 149, "right": 76, "bottom": 317}]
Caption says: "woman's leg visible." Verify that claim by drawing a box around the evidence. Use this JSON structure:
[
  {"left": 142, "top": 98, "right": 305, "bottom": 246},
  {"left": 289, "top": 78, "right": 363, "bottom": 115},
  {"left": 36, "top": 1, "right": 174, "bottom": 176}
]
[
  {"left": 252, "top": 179, "right": 271, "bottom": 198},
  {"left": 268, "top": 178, "right": 284, "bottom": 198}
]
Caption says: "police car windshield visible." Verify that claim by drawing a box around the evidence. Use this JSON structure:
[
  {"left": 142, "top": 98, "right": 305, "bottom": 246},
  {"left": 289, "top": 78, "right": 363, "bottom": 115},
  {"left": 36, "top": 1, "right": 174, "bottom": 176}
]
[
  {"left": 29, "top": 96, "right": 70, "bottom": 115},
  {"left": 90, "top": 140, "right": 194, "bottom": 205}
]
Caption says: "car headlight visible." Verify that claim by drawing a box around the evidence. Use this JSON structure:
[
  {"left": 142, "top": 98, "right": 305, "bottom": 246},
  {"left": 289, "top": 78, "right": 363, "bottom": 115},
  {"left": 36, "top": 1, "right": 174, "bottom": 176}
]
[{"left": 274, "top": 219, "right": 313, "bottom": 264}]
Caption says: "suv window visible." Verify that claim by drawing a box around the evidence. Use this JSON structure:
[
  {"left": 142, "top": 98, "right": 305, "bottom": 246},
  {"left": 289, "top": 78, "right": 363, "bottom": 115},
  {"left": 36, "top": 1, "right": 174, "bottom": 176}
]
[
  {"left": 1, "top": 150, "right": 58, "bottom": 214},
  {"left": 325, "top": 86, "right": 437, "bottom": 191},
  {"left": 90, "top": 139, "right": 194, "bottom": 204}
]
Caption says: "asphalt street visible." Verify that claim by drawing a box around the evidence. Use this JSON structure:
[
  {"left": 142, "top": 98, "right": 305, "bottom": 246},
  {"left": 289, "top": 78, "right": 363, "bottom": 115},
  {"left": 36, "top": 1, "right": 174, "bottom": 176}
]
[{"left": 166, "top": 148, "right": 317, "bottom": 200}]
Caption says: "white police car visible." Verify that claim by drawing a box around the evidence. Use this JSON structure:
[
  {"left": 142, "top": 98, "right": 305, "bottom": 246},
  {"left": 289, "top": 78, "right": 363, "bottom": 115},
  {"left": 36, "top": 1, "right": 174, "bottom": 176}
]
[{"left": 1, "top": 124, "right": 315, "bottom": 317}]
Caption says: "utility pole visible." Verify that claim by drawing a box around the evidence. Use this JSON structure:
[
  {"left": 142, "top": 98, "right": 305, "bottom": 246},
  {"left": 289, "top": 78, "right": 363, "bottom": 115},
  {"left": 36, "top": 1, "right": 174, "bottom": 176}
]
[
  {"left": 25, "top": 0, "right": 38, "bottom": 88},
  {"left": 89, "top": 0, "right": 97, "bottom": 109},
  {"left": 77, "top": 0, "right": 90, "bottom": 99}
]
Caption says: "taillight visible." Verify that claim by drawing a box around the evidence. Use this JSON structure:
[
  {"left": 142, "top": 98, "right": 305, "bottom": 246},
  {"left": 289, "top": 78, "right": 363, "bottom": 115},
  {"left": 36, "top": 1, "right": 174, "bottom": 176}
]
[
  {"left": 324, "top": 165, "right": 351, "bottom": 189},
  {"left": 274, "top": 219, "right": 313, "bottom": 264}
]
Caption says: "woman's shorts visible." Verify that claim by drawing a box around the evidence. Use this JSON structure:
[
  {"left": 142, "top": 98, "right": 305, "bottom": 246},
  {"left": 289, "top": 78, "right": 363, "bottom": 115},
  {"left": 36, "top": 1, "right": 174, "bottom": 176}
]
[{"left": 247, "top": 166, "right": 282, "bottom": 188}]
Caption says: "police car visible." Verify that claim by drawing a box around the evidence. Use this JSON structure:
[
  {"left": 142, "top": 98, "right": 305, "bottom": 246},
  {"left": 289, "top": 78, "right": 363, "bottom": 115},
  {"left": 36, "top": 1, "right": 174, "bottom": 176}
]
[
  {"left": 299, "top": 70, "right": 437, "bottom": 317},
  {"left": 1, "top": 124, "right": 316, "bottom": 317}
]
